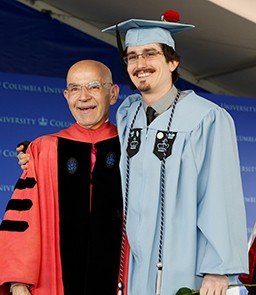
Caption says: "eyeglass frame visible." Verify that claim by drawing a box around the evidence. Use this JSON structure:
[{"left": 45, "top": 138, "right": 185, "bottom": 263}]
[
  {"left": 66, "top": 81, "right": 113, "bottom": 96},
  {"left": 123, "top": 49, "right": 164, "bottom": 65}
]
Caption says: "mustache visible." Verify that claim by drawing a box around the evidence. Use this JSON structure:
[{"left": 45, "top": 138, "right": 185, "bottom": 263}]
[{"left": 132, "top": 68, "right": 155, "bottom": 76}]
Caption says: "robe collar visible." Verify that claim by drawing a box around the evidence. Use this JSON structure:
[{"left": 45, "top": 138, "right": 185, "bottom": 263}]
[{"left": 55, "top": 122, "right": 118, "bottom": 144}]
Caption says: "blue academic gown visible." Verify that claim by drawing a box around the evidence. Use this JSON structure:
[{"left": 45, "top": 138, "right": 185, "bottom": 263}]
[{"left": 116, "top": 90, "right": 248, "bottom": 295}]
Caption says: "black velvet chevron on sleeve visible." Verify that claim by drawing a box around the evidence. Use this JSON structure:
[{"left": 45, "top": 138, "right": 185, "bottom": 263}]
[
  {"left": 0, "top": 178, "right": 35, "bottom": 232},
  {"left": 14, "top": 177, "right": 37, "bottom": 190},
  {"left": 0, "top": 220, "right": 29, "bottom": 232},
  {"left": 6, "top": 199, "right": 33, "bottom": 211}
]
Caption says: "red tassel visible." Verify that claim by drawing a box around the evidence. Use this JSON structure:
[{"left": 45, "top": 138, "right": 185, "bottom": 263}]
[{"left": 161, "top": 10, "right": 180, "bottom": 22}]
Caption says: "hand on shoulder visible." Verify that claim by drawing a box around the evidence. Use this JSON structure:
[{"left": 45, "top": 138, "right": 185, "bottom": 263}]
[{"left": 16, "top": 145, "right": 30, "bottom": 171}]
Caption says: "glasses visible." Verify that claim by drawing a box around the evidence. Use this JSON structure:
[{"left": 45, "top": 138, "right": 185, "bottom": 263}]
[
  {"left": 123, "top": 49, "right": 163, "bottom": 64},
  {"left": 66, "top": 81, "right": 113, "bottom": 96}
]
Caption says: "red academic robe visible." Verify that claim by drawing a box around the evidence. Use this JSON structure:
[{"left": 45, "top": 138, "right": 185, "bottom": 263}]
[
  {"left": 0, "top": 122, "right": 123, "bottom": 295},
  {"left": 239, "top": 226, "right": 256, "bottom": 295}
]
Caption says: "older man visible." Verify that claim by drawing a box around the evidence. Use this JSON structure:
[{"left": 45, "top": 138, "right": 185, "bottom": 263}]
[{"left": 0, "top": 60, "right": 122, "bottom": 295}]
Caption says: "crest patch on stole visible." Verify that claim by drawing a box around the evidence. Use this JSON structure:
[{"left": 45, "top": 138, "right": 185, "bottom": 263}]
[
  {"left": 127, "top": 128, "right": 142, "bottom": 157},
  {"left": 67, "top": 157, "right": 78, "bottom": 174},
  {"left": 153, "top": 131, "right": 177, "bottom": 160},
  {"left": 105, "top": 152, "right": 116, "bottom": 168}
]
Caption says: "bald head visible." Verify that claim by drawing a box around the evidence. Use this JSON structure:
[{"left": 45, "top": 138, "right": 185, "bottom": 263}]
[
  {"left": 64, "top": 59, "right": 119, "bottom": 130},
  {"left": 66, "top": 60, "right": 113, "bottom": 85}
]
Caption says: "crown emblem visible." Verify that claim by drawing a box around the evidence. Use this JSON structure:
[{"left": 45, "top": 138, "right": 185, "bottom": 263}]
[{"left": 38, "top": 116, "right": 48, "bottom": 126}]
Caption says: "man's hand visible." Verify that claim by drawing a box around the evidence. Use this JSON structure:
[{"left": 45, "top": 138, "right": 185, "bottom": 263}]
[
  {"left": 11, "top": 284, "right": 31, "bottom": 295},
  {"left": 16, "top": 145, "right": 30, "bottom": 171},
  {"left": 200, "top": 274, "right": 228, "bottom": 295}
]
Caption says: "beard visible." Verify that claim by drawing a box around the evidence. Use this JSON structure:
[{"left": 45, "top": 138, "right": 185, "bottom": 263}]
[
  {"left": 136, "top": 80, "right": 152, "bottom": 92},
  {"left": 138, "top": 85, "right": 151, "bottom": 92}
]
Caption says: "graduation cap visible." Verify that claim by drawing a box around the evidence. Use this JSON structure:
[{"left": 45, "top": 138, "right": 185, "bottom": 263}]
[
  {"left": 102, "top": 10, "right": 194, "bottom": 49},
  {"left": 102, "top": 10, "right": 195, "bottom": 89}
]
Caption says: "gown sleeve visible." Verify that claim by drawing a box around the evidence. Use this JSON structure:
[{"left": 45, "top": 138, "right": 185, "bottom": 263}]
[
  {"left": 193, "top": 107, "right": 248, "bottom": 276},
  {"left": 0, "top": 142, "right": 41, "bottom": 293},
  {"left": 239, "top": 224, "right": 256, "bottom": 286}
]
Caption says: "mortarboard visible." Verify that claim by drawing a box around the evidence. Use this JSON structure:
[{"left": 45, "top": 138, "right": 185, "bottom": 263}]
[{"left": 102, "top": 12, "right": 194, "bottom": 49}]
